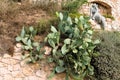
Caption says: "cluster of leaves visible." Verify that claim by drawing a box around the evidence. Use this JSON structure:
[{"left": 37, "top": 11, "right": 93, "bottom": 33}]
[
  {"left": 16, "top": 26, "right": 45, "bottom": 63},
  {"left": 62, "top": 0, "right": 87, "bottom": 13},
  {"left": 45, "top": 12, "right": 100, "bottom": 80}
]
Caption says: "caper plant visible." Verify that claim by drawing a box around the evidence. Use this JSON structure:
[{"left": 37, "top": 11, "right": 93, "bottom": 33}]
[
  {"left": 16, "top": 26, "right": 45, "bottom": 63},
  {"left": 45, "top": 12, "right": 100, "bottom": 80}
]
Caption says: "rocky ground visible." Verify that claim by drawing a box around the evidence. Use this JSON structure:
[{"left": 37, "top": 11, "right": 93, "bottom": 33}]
[{"left": 0, "top": 44, "right": 68, "bottom": 80}]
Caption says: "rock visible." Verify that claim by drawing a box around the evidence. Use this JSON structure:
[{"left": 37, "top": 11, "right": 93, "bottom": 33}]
[
  {"left": 17, "top": 2, "right": 22, "bottom": 5},
  {"left": 44, "top": 46, "right": 52, "bottom": 55},
  {"left": 22, "top": 66, "right": 33, "bottom": 76},
  {"left": 14, "top": 46, "right": 22, "bottom": 53},
  {"left": 3, "top": 54, "right": 11, "bottom": 58},
  {"left": 16, "top": 43, "right": 22, "bottom": 48},
  {"left": 107, "top": 24, "right": 112, "bottom": 31},
  {"left": 95, "top": 24, "right": 101, "bottom": 29},
  {"left": 36, "top": 70, "right": 46, "bottom": 78},
  {"left": 14, "top": 43, "right": 23, "bottom": 53}
]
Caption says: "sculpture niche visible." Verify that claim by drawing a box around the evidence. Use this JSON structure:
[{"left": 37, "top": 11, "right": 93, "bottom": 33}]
[{"left": 90, "top": 3, "right": 106, "bottom": 29}]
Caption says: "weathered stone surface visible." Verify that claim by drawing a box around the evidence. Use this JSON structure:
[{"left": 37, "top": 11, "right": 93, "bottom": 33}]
[
  {"left": 15, "top": 78, "right": 23, "bottom": 80},
  {"left": 0, "top": 67, "right": 11, "bottom": 75},
  {"left": 28, "top": 76, "right": 39, "bottom": 80},
  {"left": 0, "top": 62, "right": 8, "bottom": 67},
  {"left": 14, "top": 43, "right": 23, "bottom": 53},
  {"left": 29, "top": 63, "right": 40, "bottom": 70},
  {"left": 20, "top": 58, "right": 30, "bottom": 67},
  {"left": 0, "top": 76, "right": 3, "bottom": 80},
  {"left": 8, "top": 65, "right": 13, "bottom": 71},
  {"left": 12, "top": 71, "right": 24, "bottom": 78},
  {"left": 13, "top": 55, "right": 22, "bottom": 60},
  {"left": 36, "top": 70, "right": 46, "bottom": 78},
  {"left": 3, "top": 74, "right": 14, "bottom": 80},
  {"left": 2, "top": 58, "right": 11, "bottom": 64},
  {"left": 10, "top": 58, "right": 20, "bottom": 65},
  {"left": 22, "top": 66, "right": 33, "bottom": 76},
  {"left": 3, "top": 54, "right": 11, "bottom": 58},
  {"left": 13, "top": 64, "right": 21, "bottom": 71}
]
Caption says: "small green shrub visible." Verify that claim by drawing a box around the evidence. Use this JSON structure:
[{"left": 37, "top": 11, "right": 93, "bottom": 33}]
[
  {"left": 36, "top": 17, "right": 59, "bottom": 34},
  {"left": 92, "top": 31, "right": 120, "bottom": 80},
  {"left": 45, "top": 12, "right": 100, "bottom": 80},
  {"left": 36, "top": 19, "right": 51, "bottom": 34},
  {"left": 16, "top": 26, "right": 45, "bottom": 63},
  {"left": 62, "top": 0, "right": 87, "bottom": 13}
]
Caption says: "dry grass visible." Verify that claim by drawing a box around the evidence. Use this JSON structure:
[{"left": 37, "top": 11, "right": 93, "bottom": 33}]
[
  {"left": 0, "top": 0, "right": 18, "bottom": 15},
  {"left": 29, "top": 0, "right": 61, "bottom": 14}
]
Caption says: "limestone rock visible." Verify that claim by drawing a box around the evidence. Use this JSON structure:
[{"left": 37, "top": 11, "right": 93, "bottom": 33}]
[
  {"left": 36, "top": 70, "right": 46, "bottom": 78},
  {"left": 14, "top": 43, "right": 23, "bottom": 53},
  {"left": 44, "top": 46, "right": 52, "bottom": 55}
]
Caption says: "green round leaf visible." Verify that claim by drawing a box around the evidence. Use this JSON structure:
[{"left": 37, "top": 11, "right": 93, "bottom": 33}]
[
  {"left": 33, "top": 42, "right": 39, "bottom": 47},
  {"left": 15, "top": 36, "right": 22, "bottom": 42},
  {"left": 22, "top": 37, "right": 28, "bottom": 44},
  {"left": 64, "top": 38, "right": 71, "bottom": 44},
  {"left": 67, "top": 17, "right": 72, "bottom": 25},
  {"left": 27, "top": 39, "right": 32, "bottom": 46},
  {"left": 87, "top": 30, "right": 93, "bottom": 35},
  {"left": 24, "top": 46, "right": 30, "bottom": 50},
  {"left": 94, "top": 40, "right": 100, "bottom": 44},
  {"left": 47, "top": 58, "right": 54, "bottom": 63},
  {"left": 56, "top": 12, "right": 59, "bottom": 17},
  {"left": 58, "top": 60, "right": 64, "bottom": 67},
  {"left": 29, "top": 26, "right": 34, "bottom": 32},
  {"left": 73, "top": 49, "right": 78, "bottom": 53},
  {"left": 59, "top": 12, "right": 63, "bottom": 21},
  {"left": 61, "top": 44, "right": 68, "bottom": 55},
  {"left": 20, "top": 27, "right": 25, "bottom": 37},
  {"left": 84, "top": 38, "right": 92, "bottom": 42},
  {"left": 51, "top": 26, "right": 57, "bottom": 33},
  {"left": 55, "top": 66, "right": 65, "bottom": 73},
  {"left": 48, "top": 40, "right": 55, "bottom": 48}
]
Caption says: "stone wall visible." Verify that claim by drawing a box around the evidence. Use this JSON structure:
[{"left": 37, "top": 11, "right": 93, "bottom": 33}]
[{"left": 79, "top": 0, "right": 120, "bottom": 31}]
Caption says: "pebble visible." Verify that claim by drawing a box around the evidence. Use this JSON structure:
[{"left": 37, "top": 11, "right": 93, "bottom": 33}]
[{"left": 44, "top": 46, "right": 52, "bottom": 55}]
